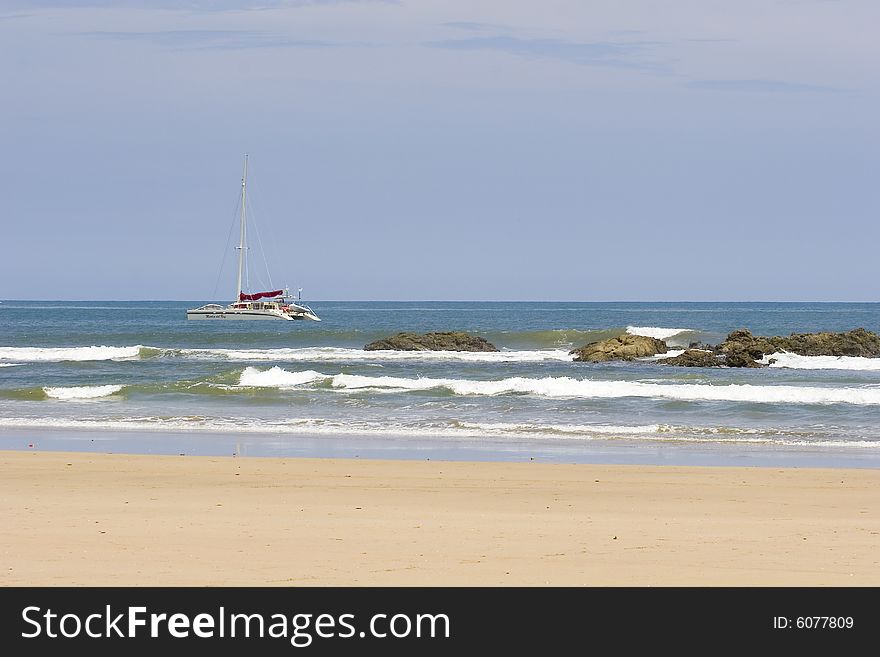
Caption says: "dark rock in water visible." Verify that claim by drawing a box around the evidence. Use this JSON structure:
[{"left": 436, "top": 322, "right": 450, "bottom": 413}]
[
  {"left": 687, "top": 341, "right": 715, "bottom": 351},
  {"left": 769, "top": 328, "right": 880, "bottom": 357},
  {"left": 716, "top": 329, "right": 775, "bottom": 361},
  {"left": 364, "top": 332, "right": 499, "bottom": 352},
  {"left": 714, "top": 329, "right": 769, "bottom": 367},
  {"left": 714, "top": 327, "right": 880, "bottom": 366},
  {"left": 570, "top": 334, "right": 667, "bottom": 362},
  {"left": 656, "top": 349, "right": 721, "bottom": 367},
  {"left": 722, "top": 348, "right": 765, "bottom": 368}
]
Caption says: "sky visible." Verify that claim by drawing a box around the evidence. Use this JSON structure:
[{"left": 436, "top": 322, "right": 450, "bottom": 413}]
[{"left": 1, "top": 0, "right": 877, "bottom": 301}]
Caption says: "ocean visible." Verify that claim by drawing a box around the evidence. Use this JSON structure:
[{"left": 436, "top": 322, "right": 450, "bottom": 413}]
[{"left": 1, "top": 301, "right": 879, "bottom": 467}]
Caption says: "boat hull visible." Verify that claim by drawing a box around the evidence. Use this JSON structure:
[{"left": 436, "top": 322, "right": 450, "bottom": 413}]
[{"left": 186, "top": 309, "right": 318, "bottom": 321}]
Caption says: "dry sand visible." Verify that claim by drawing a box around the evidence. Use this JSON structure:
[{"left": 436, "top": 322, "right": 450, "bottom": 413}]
[{"left": 1, "top": 450, "right": 878, "bottom": 586}]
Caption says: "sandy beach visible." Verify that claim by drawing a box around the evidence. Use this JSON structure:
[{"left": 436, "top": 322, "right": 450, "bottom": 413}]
[{"left": 1, "top": 450, "right": 878, "bottom": 586}]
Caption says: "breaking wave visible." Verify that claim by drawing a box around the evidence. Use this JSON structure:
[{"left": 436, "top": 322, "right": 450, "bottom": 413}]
[
  {"left": 626, "top": 326, "right": 693, "bottom": 341},
  {"left": 235, "top": 367, "right": 880, "bottom": 405},
  {"left": 238, "top": 366, "right": 326, "bottom": 388},
  {"left": 0, "top": 344, "right": 574, "bottom": 363},
  {"left": 184, "top": 346, "right": 574, "bottom": 363},
  {"left": 0, "top": 346, "right": 143, "bottom": 362},
  {"left": 762, "top": 352, "right": 880, "bottom": 371},
  {"left": 42, "top": 384, "right": 124, "bottom": 400}
]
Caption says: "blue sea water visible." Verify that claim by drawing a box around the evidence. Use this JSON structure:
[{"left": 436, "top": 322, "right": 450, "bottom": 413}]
[{"left": 1, "top": 301, "right": 879, "bottom": 467}]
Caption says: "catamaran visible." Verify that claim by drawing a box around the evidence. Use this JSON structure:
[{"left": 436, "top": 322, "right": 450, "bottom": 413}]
[{"left": 187, "top": 156, "right": 320, "bottom": 322}]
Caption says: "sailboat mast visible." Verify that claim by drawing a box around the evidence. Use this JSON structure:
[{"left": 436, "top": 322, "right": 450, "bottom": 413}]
[{"left": 235, "top": 154, "right": 248, "bottom": 301}]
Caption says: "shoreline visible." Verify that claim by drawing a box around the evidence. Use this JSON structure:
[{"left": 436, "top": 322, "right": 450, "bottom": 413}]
[
  {"left": 2, "top": 449, "right": 878, "bottom": 586},
  {"left": 2, "top": 426, "right": 880, "bottom": 469}
]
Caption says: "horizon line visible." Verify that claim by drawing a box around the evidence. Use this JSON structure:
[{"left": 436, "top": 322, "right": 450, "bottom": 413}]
[{"left": 2, "top": 299, "right": 879, "bottom": 304}]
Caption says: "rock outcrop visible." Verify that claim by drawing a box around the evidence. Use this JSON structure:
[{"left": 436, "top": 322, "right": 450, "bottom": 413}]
[
  {"left": 770, "top": 328, "right": 880, "bottom": 357},
  {"left": 687, "top": 341, "right": 717, "bottom": 351},
  {"left": 364, "top": 332, "right": 499, "bottom": 352},
  {"left": 713, "top": 328, "right": 880, "bottom": 367},
  {"left": 655, "top": 349, "right": 721, "bottom": 367},
  {"left": 715, "top": 329, "right": 775, "bottom": 361},
  {"left": 570, "top": 334, "right": 667, "bottom": 362},
  {"left": 570, "top": 327, "right": 880, "bottom": 368},
  {"left": 722, "top": 348, "right": 765, "bottom": 368}
]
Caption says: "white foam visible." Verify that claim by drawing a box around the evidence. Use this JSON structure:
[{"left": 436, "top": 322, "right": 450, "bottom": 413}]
[
  {"left": 238, "top": 366, "right": 326, "bottom": 388},
  {"left": 42, "top": 384, "right": 123, "bottom": 400},
  {"left": 0, "top": 344, "right": 576, "bottom": 364},
  {"left": 626, "top": 326, "right": 691, "bottom": 341},
  {"left": 762, "top": 352, "right": 880, "bottom": 371},
  {"left": 332, "top": 373, "right": 443, "bottom": 392},
  {"left": 183, "top": 347, "right": 574, "bottom": 363},
  {"left": 224, "top": 366, "right": 880, "bottom": 405},
  {"left": 642, "top": 349, "right": 686, "bottom": 361},
  {"left": 456, "top": 421, "right": 663, "bottom": 436},
  {"left": 452, "top": 422, "right": 870, "bottom": 447},
  {"left": 0, "top": 346, "right": 143, "bottom": 362},
  {"left": 0, "top": 416, "right": 876, "bottom": 449},
  {"left": 327, "top": 372, "right": 880, "bottom": 405},
  {"left": 0, "top": 363, "right": 20, "bottom": 367}
]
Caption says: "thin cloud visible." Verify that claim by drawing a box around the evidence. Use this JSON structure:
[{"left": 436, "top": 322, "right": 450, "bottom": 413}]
[
  {"left": 79, "top": 29, "right": 333, "bottom": 50},
  {"left": 442, "top": 21, "right": 509, "bottom": 32},
  {"left": 688, "top": 79, "right": 837, "bottom": 93},
  {"left": 428, "top": 35, "right": 662, "bottom": 70}
]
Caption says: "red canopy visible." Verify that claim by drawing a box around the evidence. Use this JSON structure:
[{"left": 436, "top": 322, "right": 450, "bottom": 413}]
[{"left": 239, "top": 290, "right": 283, "bottom": 301}]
